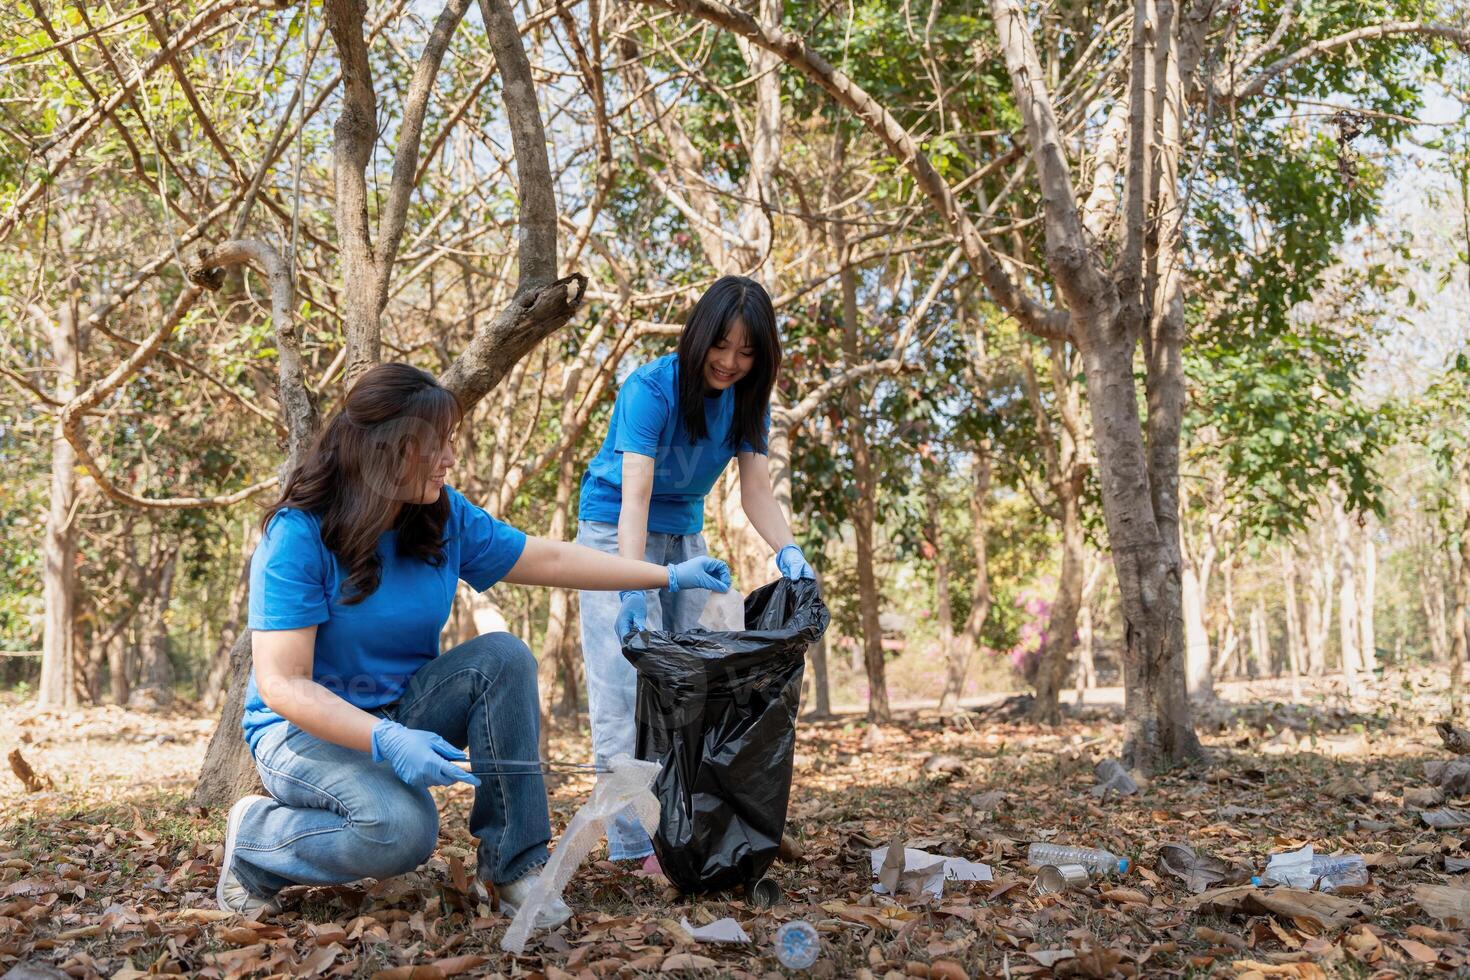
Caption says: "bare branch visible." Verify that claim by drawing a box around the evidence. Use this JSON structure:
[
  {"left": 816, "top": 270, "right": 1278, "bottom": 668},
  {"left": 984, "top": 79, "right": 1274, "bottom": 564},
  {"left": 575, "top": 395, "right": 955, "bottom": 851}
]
[
  {"left": 54, "top": 251, "right": 272, "bottom": 509},
  {"left": 439, "top": 273, "right": 588, "bottom": 410},
  {"left": 1230, "top": 20, "right": 1470, "bottom": 102},
  {"left": 1234, "top": 0, "right": 1296, "bottom": 75},
  {"left": 374, "top": 0, "right": 475, "bottom": 298},
  {"left": 0, "top": 0, "right": 283, "bottom": 241},
  {"left": 782, "top": 359, "right": 917, "bottom": 430}
]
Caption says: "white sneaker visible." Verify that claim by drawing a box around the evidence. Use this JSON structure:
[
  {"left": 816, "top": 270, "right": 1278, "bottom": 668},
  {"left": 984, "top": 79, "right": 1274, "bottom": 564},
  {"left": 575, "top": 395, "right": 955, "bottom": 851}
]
[
  {"left": 216, "top": 795, "right": 279, "bottom": 917},
  {"left": 496, "top": 872, "right": 573, "bottom": 930}
]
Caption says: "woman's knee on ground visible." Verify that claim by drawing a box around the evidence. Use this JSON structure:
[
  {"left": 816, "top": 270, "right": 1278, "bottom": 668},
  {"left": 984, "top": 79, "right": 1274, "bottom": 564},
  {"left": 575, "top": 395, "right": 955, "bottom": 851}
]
[{"left": 345, "top": 782, "right": 440, "bottom": 878}]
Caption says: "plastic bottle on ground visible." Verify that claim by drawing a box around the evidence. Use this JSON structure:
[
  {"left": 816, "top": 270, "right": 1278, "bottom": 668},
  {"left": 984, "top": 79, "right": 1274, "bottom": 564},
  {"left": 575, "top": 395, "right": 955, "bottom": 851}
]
[
  {"left": 775, "top": 920, "right": 820, "bottom": 970},
  {"left": 1026, "top": 843, "right": 1129, "bottom": 875},
  {"left": 1312, "top": 855, "right": 1369, "bottom": 891}
]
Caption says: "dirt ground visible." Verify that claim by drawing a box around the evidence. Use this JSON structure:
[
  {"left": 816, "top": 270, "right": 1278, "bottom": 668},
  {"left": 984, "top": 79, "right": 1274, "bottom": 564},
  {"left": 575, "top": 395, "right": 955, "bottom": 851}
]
[{"left": 1, "top": 670, "right": 1468, "bottom": 978}]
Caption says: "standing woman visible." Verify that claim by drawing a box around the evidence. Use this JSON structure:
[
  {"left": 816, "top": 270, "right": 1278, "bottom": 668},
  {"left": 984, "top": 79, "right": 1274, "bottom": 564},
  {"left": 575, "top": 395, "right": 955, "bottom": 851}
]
[
  {"left": 218, "top": 363, "right": 730, "bottom": 927},
  {"left": 576, "top": 275, "right": 816, "bottom": 867}
]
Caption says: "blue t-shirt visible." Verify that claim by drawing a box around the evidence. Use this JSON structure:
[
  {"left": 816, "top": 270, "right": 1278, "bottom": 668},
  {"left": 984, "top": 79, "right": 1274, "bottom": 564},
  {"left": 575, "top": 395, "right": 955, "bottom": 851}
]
[
  {"left": 578, "top": 353, "right": 767, "bottom": 535},
  {"left": 240, "top": 485, "right": 527, "bottom": 750}
]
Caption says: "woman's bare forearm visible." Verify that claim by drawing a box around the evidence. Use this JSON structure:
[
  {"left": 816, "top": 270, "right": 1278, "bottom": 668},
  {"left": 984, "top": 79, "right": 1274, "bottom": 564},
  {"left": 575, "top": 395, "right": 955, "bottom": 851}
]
[
  {"left": 501, "top": 536, "right": 669, "bottom": 591},
  {"left": 255, "top": 672, "right": 379, "bottom": 753}
]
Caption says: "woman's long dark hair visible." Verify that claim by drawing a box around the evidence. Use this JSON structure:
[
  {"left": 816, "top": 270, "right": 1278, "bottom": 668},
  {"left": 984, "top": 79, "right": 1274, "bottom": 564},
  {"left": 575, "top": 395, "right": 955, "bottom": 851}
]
[
  {"left": 261, "top": 363, "right": 462, "bottom": 605},
  {"left": 675, "top": 275, "right": 780, "bottom": 452}
]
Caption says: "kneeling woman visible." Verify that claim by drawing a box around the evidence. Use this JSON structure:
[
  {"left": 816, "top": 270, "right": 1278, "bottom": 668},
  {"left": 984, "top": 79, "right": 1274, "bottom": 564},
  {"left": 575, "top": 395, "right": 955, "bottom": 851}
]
[{"left": 217, "top": 363, "right": 730, "bottom": 927}]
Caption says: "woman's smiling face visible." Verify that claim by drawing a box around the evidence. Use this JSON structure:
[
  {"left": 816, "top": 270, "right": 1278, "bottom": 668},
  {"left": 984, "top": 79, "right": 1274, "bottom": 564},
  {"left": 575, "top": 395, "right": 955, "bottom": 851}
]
[{"left": 703, "top": 318, "right": 755, "bottom": 392}]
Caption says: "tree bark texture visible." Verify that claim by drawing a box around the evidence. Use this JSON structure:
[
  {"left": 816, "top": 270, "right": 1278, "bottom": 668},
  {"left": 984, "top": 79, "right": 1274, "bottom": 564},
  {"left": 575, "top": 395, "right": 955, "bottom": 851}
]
[
  {"left": 835, "top": 223, "right": 888, "bottom": 723},
  {"left": 39, "top": 300, "right": 80, "bottom": 709}
]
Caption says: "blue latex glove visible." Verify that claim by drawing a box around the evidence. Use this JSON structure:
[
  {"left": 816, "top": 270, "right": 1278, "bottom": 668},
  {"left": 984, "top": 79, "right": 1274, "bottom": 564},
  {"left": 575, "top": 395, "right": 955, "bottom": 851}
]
[
  {"left": 616, "top": 590, "right": 647, "bottom": 638},
  {"left": 667, "top": 556, "right": 732, "bottom": 594},
  {"left": 370, "top": 719, "right": 481, "bottom": 789},
  {"left": 775, "top": 544, "right": 816, "bottom": 581}
]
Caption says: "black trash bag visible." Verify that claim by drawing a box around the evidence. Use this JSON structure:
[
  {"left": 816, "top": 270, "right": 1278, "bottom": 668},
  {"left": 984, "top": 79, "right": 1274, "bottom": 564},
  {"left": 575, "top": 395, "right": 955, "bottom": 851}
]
[{"left": 624, "top": 577, "right": 829, "bottom": 895}]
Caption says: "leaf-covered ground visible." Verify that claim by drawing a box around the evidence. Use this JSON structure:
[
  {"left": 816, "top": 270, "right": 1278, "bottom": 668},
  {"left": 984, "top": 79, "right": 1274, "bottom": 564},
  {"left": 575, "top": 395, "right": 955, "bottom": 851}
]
[{"left": 2, "top": 671, "right": 1468, "bottom": 979}]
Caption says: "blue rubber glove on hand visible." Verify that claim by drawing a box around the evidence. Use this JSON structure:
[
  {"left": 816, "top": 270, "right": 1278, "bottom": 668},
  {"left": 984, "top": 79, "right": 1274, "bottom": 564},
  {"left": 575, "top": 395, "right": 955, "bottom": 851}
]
[
  {"left": 667, "top": 556, "right": 733, "bottom": 594},
  {"left": 776, "top": 544, "right": 816, "bottom": 581},
  {"left": 370, "top": 719, "right": 481, "bottom": 789},
  {"left": 616, "top": 590, "right": 647, "bottom": 638}
]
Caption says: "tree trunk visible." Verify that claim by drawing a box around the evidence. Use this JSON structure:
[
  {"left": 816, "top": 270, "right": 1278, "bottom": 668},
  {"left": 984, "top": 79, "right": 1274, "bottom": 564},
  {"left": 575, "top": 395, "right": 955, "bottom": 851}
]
[
  {"left": 1181, "top": 527, "right": 1216, "bottom": 700},
  {"left": 130, "top": 550, "right": 179, "bottom": 710},
  {"left": 1304, "top": 541, "right": 1333, "bottom": 676},
  {"left": 201, "top": 519, "right": 257, "bottom": 710},
  {"left": 1213, "top": 557, "right": 1239, "bottom": 680},
  {"left": 1030, "top": 479, "right": 1084, "bottom": 724},
  {"left": 805, "top": 631, "right": 832, "bottom": 718},
  {"left": 1426, "top": 572, "right": 1450, "bottom": 666},
  {"left": 1078, "top": 328, "right": 1200, "bottom": 768},
  {"left": 834, "top": 205, "right": 887, "bottom": 722},
  {"left": 107, "top": 628, "right": 132, "bottom": 705},
  {"left": 1282, "top": 551, "right": 1304, "bottom": 699},
  {"left": 39, "top": 301, "right": 81, "bottom": 709},
  {"left": 1019, "top": 341, "right": 1087, "bottom": 725},
  {"left": 1359, "top": 522, "right": 1377, "bottom": 675},
  {"left": 940, "top": 450, "right": 992, "bottom": 714},
  {"left": 768, "top": 415, "right": 832, "bottom": 717},
  {"left": 191, "top": 627, "right": 267, "bottom": 808},
  {"left": 1075, "top": 600, "right": 1097, "bottom": 692},
  {"left": 538, "top": 448, "right": 581, "bottom": 736},
  {"left": 1451, "top": 465, "right": 1470, "bottom": 718},
  {"left": 1335, "top": 504, "right": 1363, "bottom": 696},
  {"left": 925, "top": 488, "right": 955, "bottom": 697},
  {"left": 1249, "top": 601, "right": 1269, "bottom": 680}
]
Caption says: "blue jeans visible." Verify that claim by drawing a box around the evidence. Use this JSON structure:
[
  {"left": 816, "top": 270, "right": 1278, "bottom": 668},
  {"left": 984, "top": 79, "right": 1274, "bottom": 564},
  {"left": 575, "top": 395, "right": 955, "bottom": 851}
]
[
  {"left": 230, "top": 632, "right": 550, "bottom": 897},
  {"left": 576, "top": 519, "right": 708, "bottom": 859}
]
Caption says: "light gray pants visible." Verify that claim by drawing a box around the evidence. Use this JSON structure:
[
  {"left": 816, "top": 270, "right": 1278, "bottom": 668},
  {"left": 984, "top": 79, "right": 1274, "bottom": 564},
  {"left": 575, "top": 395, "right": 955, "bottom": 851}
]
[{"left": 576, "top": 519, "right": 710, "bottom": 859}]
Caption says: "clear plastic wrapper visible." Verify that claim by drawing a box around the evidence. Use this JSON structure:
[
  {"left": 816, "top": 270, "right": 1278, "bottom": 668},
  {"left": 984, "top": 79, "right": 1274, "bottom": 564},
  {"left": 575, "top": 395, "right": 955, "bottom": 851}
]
[{"left": 500, "top": 754, "right": 660, "bottom": 954}]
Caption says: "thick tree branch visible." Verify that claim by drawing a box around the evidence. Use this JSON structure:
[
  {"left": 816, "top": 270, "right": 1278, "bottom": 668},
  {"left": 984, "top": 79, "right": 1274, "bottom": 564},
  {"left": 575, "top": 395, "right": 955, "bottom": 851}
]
[
  {"left": 323, "top": 0, "right": 379, "bottom": 385},
  {"left": 1116, "top": 0, "right": 1156, "bottom": 328},
  {"left": 199, "top": 240, "right": 319, "bottom": 473},
  {"left": 55, "top": 243, "right": 286, "bottom": 510},
  {"left": 989, "top": 0, "right": 1115, "bottom": 322},
  {"left": 478, "top": 0, "right": 558, "bottom": 291},
  {"left": 439, "top": 273, "right": 589, "bottom": 413},
  {"left": 1234, "top": 0, "right": 1296, "bottom": 75},
  {"left": 782, "top": 359, "right": 916, "bottom": 430}
]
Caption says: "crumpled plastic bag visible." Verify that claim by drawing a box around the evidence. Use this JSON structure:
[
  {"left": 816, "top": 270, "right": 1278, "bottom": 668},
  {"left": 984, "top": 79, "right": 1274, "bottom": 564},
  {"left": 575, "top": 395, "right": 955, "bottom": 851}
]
[
  {"left": 500, "top": 754, "right": 660, "bottom": 954},
  {"left": 870, "top": 842, "right": 992, "bottom": 898}
]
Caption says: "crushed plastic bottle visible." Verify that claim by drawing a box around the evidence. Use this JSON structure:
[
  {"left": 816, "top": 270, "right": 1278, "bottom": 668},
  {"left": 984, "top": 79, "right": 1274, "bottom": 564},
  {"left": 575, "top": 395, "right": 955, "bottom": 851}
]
[
  {"left": 1315, "top": 855, "right": 1369, "bottom": 892},
  {"left": 1027, "top": 843, "right": 1129, "bottom": 876},
  {"left": 774, "top": 920, "right": 820, "bottom": 970},
  {"left": 1260, "top": 846, "right": 1369, "bottom": 891}
]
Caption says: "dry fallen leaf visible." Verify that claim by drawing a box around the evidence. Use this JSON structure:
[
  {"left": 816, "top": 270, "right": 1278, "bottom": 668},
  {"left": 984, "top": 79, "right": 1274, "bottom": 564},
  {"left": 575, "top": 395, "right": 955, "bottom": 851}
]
[
  {"left": 1414, "top": 883, "right": 1470, "bottom": 926},
  {"left": 1186, "top": 886, "right": 1366, "bottom": 930},
  {"left": 660, "top": 952, "right": 718, "bottom": 971},
  {"left": 1228, "top": 961, "right": 1326, "bottom": 979},
  {"left": 1395, "top": 937, "right": 1441, "bottom": 964}
]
